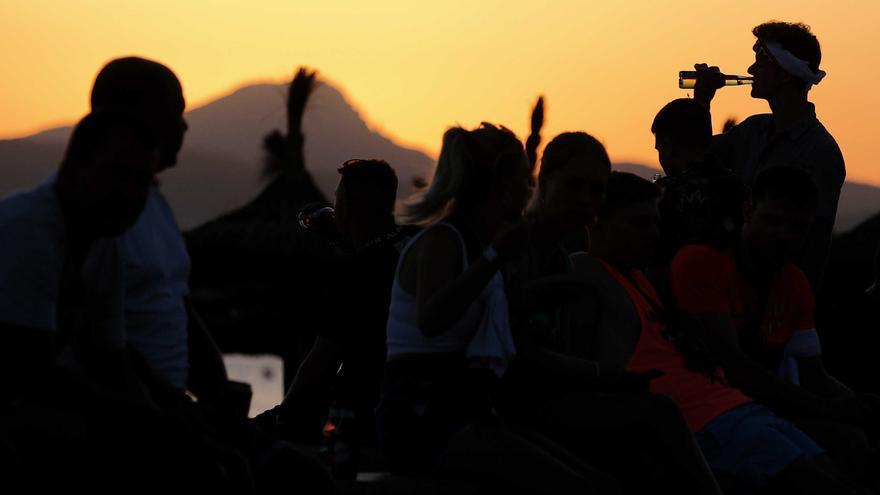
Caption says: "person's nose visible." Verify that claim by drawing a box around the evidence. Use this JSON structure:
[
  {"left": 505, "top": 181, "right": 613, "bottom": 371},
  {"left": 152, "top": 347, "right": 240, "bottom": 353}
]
[{"left": 747, "top": 63, "right": 757, "bottom": 76}]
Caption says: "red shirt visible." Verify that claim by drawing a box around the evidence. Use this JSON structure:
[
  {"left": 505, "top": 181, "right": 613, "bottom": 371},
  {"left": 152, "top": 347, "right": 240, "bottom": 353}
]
[
  {"left": 599, "top": 260, "right": 751, "bottom": 432},
  {"left": 671, "top": 245, "right": 815, "bottom": 361}
]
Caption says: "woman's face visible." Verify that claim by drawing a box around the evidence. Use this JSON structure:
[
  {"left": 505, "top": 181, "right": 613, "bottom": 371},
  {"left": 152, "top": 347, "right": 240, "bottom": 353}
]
[{"left": 541, "top": 154, "right": 609, "bottom": 230}]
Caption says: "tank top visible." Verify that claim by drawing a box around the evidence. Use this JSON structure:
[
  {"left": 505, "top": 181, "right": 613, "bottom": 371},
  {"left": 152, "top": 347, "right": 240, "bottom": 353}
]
[
  {"left": 386, "top": 222, "right": 486, "bottom": 356},
  {"left": 599, "top": 260, "right": 751, "bottom": 432}
]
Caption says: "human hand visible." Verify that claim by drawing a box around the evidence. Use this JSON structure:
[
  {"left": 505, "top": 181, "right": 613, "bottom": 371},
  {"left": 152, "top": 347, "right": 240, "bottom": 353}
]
[
  {"left": 693, "top": 63, "right": 725, "bottom": 109},
  {"left": 526, "top": 96, "right": 544, "bottom": 169}
]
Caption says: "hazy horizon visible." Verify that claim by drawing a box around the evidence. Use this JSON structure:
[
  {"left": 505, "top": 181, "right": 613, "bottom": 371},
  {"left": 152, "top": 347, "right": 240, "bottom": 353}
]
[{"left": 3, "top": 1, "right": 880, "bottom": 185}]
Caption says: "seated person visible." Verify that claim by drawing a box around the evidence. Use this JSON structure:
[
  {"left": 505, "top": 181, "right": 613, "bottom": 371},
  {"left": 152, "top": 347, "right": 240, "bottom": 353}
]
[
  {"left": 499, "top": 132, "right": 722, "bottom": 495},
  {"left": 572, "top": 171, "right": 868, "bottom": 494},
  {"left": 0, "top": 111, "right": 157, "bottom": 404},
  {"left": 258, "top": 159, "right": 417, "bottom": 445},
  {"left": 0, "top": 111, "right": 243, "bottom": 491},
  {"left": 671, "top": 166, "right": 879, "bottom": 478},
  {"left": 376, "top": 124, "right": 616, "bottom": 493}
]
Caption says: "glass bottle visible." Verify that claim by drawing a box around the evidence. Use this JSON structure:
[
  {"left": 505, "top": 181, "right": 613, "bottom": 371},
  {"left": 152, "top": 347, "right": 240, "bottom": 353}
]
[{"left": 679, "top": 71, "right": 753, "bottom": 89}]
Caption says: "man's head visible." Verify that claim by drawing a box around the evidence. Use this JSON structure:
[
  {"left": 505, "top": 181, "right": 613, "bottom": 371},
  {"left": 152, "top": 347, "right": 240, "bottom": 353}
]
[
  {"left": 592, "top": 172, "right": 662, "bottom": 269},
  {"left": 91, "top": 57, "right": 187, "bottom": 171},
  {"left": 748, "top": 22, "right": 822, "bottom": 100},
  {"left": 334, "top": 159, "right": 398, "bottom": 237},
  {"left": 742, "top": 166, "right": 817, "bottom": 268},
  {"left": 651, "top": 99, "right": 712, "bottom": 176},
  {"left": 538, "top": 132, "right": 610, "bottom": 231},
  {"left": 56, "top": 111, "right": 159, "bottom": 238}
]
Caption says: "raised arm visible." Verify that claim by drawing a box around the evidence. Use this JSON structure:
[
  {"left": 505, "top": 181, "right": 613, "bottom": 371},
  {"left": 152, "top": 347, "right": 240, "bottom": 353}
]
[
  {"left": 414, "top": 223, "right": 527, "bottom": 337},
  {"left": 525, "top": 96, "right": 544, "bottom": 171},
  {"left": 692, "top": 63, "right": 726, "bottom": 111}
]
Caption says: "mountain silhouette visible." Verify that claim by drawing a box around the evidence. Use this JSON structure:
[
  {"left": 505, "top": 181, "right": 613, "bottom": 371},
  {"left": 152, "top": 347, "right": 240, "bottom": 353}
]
[
  {"left": 0, "top": 80, "right": 434, "bottom": 229},
  {"left": 2, "top": 82, "right": 878, "bottom": 232}
]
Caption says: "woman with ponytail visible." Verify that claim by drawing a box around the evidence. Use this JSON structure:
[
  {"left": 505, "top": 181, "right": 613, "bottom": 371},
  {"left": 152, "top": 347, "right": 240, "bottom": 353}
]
[{"left": 377, "top": 123, "right": 617, "bottom": 493}]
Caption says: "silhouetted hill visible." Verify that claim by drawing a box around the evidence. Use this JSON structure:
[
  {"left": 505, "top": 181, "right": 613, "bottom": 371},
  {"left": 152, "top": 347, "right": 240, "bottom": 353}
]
[{"left": 0, "top": 80, "right": 434, "bottom": 229}]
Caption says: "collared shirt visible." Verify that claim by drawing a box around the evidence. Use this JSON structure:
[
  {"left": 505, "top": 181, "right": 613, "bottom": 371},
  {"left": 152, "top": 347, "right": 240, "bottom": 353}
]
[{"left": 712, "top": 103, "right": 845, "bottom": 221}]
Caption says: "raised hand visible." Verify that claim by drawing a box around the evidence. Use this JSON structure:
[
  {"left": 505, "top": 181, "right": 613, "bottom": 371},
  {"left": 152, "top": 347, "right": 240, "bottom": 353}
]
[
  {"left": 693, "top": 63, "right": 725, "bottom": 109},
  {"left": 526, "top": 96, "right": 545, "bottom": 170}
]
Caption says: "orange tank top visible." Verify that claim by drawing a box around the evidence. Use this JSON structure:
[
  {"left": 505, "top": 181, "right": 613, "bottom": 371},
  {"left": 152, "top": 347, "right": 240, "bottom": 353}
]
[{"left": 599, "top": 260, "right": 751, "bottom": 432}]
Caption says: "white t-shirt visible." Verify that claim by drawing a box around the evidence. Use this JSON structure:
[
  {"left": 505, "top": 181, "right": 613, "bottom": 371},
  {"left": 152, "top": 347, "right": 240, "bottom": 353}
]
[
  {"left": 121, "top": 187, "right": 191, "bottom": 390},
  {"left": 0, "top": 181, "right": 126, "bottom": 362}
]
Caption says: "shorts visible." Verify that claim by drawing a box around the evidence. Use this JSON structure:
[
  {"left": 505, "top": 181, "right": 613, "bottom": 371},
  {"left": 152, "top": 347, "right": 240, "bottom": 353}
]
[{"left": 697, "top": 403, "right": 824, "bottom": 491}]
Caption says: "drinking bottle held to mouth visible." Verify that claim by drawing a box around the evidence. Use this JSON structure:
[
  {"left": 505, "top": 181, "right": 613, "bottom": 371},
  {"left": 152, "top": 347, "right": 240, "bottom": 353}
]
[{"left": 679, "top": 71, "right": 753, "bottom": 89}]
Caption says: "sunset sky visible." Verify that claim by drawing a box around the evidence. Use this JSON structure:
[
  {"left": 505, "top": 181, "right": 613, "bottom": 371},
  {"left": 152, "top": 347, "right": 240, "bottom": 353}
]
[{"left": 3, "top": 1, "right": 879, "bottom": 184}]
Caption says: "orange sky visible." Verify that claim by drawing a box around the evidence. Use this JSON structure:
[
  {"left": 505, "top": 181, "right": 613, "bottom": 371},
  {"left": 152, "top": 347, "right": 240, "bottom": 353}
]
[{"left": 2, "top": 1, "right": 879, "bottom": 184}]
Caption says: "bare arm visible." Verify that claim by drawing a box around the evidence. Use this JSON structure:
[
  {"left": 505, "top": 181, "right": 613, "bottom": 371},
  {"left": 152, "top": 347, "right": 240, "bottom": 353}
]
[
  {"left": 688, "top": 313, "right": 841, "bottom": 418},
  {"left": 414, "top": 226, "right": 502, "bottom": 337},
  {"left": 525, "top": 96, "right": 544, "bottom": 170}
]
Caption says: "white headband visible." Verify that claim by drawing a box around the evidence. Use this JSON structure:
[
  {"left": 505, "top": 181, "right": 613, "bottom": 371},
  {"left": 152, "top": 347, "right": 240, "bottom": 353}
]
[{"left": 762, "top": 41, "right": 826, "bottom": 90}]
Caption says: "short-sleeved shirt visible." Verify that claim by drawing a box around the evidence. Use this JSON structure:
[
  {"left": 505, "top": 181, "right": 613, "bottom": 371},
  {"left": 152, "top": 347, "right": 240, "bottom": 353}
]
[
  {"left": 121, "top": 187, "right": 191, "bottom": 390},
  {"left": 671, "top": 244, "right": 815, "bottom": 371},
  {"left": 599, "top": 259, "right": 752, "bottom": 432},
  {"left": 712, "top": 103, "right": 845, "bottom": 222},
  {"left": 0, "top": 181, "right": 126, "bottom": 365}
]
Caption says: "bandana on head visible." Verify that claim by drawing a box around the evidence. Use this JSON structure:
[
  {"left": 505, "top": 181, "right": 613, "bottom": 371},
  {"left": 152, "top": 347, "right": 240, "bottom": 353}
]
[{"left": 759, "top": 41, "right": 826, "bottom": 91}]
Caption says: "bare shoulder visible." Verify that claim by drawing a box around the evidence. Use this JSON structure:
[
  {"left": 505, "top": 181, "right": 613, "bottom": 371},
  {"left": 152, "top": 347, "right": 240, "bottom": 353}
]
[{"left": 399, "top": 223, "right": 464, "bottom": 292}]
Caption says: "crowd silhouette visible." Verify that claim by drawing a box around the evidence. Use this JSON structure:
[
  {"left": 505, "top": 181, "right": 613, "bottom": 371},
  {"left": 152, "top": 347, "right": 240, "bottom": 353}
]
[{"left": 2, "top": 20, "right": 880, "bottom": 495}]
